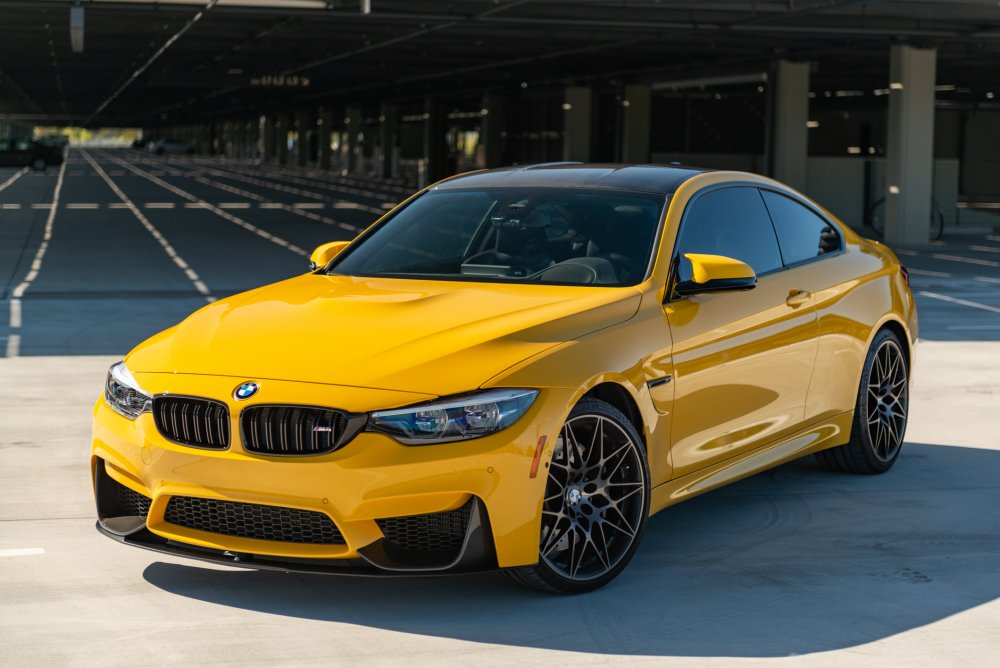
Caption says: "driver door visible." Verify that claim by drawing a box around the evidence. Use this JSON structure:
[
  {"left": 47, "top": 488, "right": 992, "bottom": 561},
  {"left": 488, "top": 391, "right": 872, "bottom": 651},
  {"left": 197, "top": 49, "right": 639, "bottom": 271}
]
[{"left": 665, "top": 186, "right": 819, "bottom": 477}]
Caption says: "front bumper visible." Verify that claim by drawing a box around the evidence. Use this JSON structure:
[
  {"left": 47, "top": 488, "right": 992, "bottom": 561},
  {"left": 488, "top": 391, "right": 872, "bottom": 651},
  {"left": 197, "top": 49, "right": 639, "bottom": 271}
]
[{"left": 92, "top": 372, "right": 572, "bottom": 573}]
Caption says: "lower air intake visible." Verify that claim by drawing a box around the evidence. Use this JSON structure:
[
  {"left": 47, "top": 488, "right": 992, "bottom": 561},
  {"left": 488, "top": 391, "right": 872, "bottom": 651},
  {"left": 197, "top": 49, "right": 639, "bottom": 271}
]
[
  {"left": 376, "top": 498, "right": 474, "bottom": 555},
  {"left": 164, "top": 496, "right": 345, "bottom": 545}
]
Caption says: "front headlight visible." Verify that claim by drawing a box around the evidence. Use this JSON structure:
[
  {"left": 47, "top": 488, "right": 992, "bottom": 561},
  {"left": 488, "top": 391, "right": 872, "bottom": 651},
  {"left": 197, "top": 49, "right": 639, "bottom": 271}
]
[
  {"left": 104, "top": 361, "right": 152, "bottom": 420},
  {"left": 369, "top": 389, "right": 538, "bottom": 445}
]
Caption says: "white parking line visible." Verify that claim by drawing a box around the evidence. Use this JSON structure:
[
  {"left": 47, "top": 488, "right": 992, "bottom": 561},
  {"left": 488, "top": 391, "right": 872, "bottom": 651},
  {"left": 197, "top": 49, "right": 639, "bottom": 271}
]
[
  {"left": 0, "top": 548, "right": 45, "bottom": 558},
  {"left": 30, "top": 203, "right": 52, "bottom": 210},
  {"left": 1, "top": 203, "right": 22, "bottom": 209},
  {"left": 931, "top": 253, "right": 999, "bottom": 268},
  {"left": 905, "top": 268, "right": 951, "bottom": 278},
  {"left": 0, "top": 167, "right": 28, "bottom": 192},
  {"left": 9, "top": 299, "right": 21, "bottom": 328},
  {"left": 144, "top": 202, "right": 175, "bottom": 209},
  {"left": 65, "top": 202, "right": 99, "bottom": 209},
  {"left": 969, "top": 245, "right": 1000, "bottom": 254},
  {"left": 7, "top": 157, "right": 67, "bottom": 357},
  {"left": 157, "top": 160, "right": 360, "bottom": 232},
  {"left": 919, "top": 291, "right": 1000, "bottom": 315},
  {"left": 976, "top": 276, "right": 1000, "bottom": 285},
  {"left": 100, "top": 151, "right": 309, "bottom": 256},
  {"left": 81, "top": 150, "right": 213, "bottom": 302}
]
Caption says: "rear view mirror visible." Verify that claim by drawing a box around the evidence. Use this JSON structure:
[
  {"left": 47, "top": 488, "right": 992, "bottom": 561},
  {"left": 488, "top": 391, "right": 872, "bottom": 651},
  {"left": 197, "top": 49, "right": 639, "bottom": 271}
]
[
  {"left": 309, "top": 241, "right": 351, "bottom": 271},
  {"left": 674, "top": 253, "right": 757, "bottom": 297}
]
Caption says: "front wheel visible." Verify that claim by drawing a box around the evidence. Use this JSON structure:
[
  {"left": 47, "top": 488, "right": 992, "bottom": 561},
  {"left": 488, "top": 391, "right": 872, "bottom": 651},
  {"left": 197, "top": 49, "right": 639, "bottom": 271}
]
[
  {"left": 816, "top": 328, "right": 909, "bottom": 474},
  {"left": 502, "top": 397, "right": 650, "bottom": 593},
  {"left": 30, "top": 157, "right": 47, "bottom": 171}
]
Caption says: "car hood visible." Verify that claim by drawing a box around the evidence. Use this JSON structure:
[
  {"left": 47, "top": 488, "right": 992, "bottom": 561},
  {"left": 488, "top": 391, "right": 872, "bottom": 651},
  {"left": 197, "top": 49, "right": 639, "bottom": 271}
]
[{"left": 126, "top": 274, "right": 641, "bottom": 396}]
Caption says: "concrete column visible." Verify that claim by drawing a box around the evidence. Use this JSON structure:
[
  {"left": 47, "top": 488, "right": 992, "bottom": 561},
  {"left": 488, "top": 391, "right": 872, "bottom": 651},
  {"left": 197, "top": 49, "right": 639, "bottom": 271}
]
[
  {"left": 379, "top": 103, "right": 399, "bottom": 178},
  {"left": 622, "top": 84, "right": 651, "bottom": 163},
  {"left": 318, "top": 109, "right": 333, "bottom": 170},
  {"left": 277, "top": 114, "right": 289, "bottom": 166},
  {"left": 295, "top": 110, "right": 310, "bottom": 167},
  {"left": 262, "top": 115, "right": 276, "bottom": 162},
  {"left": 480, "top": 94, "right": 505, "bottom": 168},
  {"left": 562, "top": 86, "right": 592, "bottom": 162},
  {"left": 771, "top": 59, "right": 810, "bottom": 192},
  {"left": 423, "top": 98, "right": 447, "bottom": 183},
  {"left": 885, "top": 45, "right": 937, "bottom": 245},
  {"left": 247, "top": 118, "right": 260, "bottom": 160},
  {"left": 345, "top": 106, "right": 362, "bottom": 175}
]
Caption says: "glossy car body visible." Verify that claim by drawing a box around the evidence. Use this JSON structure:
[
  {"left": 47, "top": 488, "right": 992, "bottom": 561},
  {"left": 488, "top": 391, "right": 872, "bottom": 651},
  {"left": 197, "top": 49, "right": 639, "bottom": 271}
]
[{"left": 92, "top": 164, "right": 916, "bottom": 587}]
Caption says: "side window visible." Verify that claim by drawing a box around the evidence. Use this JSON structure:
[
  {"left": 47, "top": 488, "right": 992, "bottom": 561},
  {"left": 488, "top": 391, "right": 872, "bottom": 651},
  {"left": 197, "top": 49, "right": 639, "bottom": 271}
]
[
  {"left": 675, "top": 186, "right": 783, "bottom": 281},
  {"left": 760, "top": 190, "right": 842, "bottom": 264}
]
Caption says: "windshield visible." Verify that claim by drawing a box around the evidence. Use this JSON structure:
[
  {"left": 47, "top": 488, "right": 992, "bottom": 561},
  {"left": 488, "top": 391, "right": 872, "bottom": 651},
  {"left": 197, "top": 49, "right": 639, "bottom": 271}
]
[{"left": 331, "top": 187, "right": 667, "bottom": 286}]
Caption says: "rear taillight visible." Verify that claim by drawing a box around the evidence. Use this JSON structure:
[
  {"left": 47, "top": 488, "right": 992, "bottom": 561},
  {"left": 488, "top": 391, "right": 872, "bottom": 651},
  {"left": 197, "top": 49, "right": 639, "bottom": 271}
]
[{"left": 900, "top": 265, "right": 910, "bottom": 287}]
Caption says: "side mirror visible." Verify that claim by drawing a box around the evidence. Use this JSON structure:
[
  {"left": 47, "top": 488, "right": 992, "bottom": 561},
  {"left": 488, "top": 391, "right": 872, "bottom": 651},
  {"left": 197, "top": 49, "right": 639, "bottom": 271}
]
[
  {"left": 309, "top": 240, "right": 351, "bottom": 271},
  {"left": 674, "top": 253, "right": 757, "bottom": 297}
]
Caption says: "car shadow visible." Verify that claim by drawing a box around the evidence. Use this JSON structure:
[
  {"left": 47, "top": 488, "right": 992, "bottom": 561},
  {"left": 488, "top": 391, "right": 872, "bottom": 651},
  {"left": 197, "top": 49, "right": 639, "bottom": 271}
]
[{"left": 142, "top": 442, "right": 1000, "bottom": 658}]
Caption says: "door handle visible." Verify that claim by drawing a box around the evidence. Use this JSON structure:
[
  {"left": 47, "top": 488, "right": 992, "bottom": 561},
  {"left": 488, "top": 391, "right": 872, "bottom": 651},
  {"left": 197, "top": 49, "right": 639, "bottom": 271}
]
[{"left": 785, "top": 289, "right": 811, "bottom": 307}]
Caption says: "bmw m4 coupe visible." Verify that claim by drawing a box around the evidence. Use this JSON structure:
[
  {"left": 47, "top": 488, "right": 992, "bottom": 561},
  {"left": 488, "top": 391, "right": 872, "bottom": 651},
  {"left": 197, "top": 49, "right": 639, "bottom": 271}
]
[{"left": 93, "top": 164, "right": 916, "bottom": 593}]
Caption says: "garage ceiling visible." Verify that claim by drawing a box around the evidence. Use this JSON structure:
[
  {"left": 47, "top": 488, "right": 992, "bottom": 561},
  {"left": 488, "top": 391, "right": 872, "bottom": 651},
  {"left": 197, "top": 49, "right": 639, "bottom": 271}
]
[{"left": 1, "top": 0, "right": 999, "bottom": 126}]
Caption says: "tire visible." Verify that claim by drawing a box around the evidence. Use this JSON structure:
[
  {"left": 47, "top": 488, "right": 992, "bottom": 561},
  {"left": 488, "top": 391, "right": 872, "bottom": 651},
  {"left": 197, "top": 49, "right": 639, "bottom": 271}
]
[
  {"left": 501, "top": 397, "right": 650, "bottom": 594},
  {"left": 30, "top": 157, "right": 47, "bottom": 171},
  {"left": 816, "top": 328, "right": 909, "bottom": 474}
]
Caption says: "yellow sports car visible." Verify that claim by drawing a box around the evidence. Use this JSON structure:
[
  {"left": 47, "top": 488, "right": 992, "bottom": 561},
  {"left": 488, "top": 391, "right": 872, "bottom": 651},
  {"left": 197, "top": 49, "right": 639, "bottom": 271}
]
[{"left": 93, "top": 164, "right": 916, "bottom": 593}]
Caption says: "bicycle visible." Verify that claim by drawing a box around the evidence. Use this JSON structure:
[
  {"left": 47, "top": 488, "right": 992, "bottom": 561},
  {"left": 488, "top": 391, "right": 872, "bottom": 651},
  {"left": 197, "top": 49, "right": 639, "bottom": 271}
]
[{"left": 867, "top": 196, "right": 945, "bottom": 241}]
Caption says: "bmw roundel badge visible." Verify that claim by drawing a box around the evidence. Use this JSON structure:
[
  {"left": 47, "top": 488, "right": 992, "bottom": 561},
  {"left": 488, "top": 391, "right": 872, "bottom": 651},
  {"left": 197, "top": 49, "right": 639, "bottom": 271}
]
[{"left": 233, "top": 382, "right": 260, "bottom": 400}]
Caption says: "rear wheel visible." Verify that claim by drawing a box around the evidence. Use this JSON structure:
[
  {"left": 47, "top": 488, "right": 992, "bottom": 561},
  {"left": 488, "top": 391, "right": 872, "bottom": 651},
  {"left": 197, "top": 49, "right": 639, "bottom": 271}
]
[
  {"left": 502, "top": 398, "right": 650, "bottom": 593},
  {"left": 30, "top": 157, "right": 46, "bottom": 171},
  {"left": 816, "top": 328, "right": 909, "bottom": 474}
]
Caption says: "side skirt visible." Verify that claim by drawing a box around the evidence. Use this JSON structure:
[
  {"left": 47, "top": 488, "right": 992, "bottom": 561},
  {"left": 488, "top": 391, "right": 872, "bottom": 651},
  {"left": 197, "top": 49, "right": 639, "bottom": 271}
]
[{"left": 649, "top": 410, "right": 854, "bottom": 515}]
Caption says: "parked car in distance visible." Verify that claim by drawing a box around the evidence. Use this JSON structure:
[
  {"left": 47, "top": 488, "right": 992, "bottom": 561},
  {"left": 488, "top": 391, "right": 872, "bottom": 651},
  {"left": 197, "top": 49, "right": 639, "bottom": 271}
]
[
  {"left": 0, "top": 138, "right": 64, "bottom": 170},
  {"left": 131, "top": 138, "right": 147, "bottom": 149},
  {"left": 147, "top": 138, "right": 194, "bottom": 155}
]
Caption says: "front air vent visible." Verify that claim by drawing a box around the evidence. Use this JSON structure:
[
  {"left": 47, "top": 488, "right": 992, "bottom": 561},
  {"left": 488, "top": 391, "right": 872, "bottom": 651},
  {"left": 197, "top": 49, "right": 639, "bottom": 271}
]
[
  {"left": 153, "top": 396, "right": 230, "bottom": 449},
  {"left": 164, "top": 496, "right": 345, "bottom": 545},
  {"left": 240, "top": 405, "right": 362, "bottom": 456},
  {"left": 376, "top": 499, "right": 474, "bottom": 556}
]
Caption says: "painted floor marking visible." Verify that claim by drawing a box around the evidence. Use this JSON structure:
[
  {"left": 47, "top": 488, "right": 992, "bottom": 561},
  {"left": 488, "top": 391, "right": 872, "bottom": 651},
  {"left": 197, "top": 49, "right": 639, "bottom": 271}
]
[
  {"left": 931, "top": 253, "right": 999, "bottom": 268},
  {"left": 8, "top": 156, "right": 67, "bottom": 357},
  {"left": 133, "top": 157, "right": 361, "bottom": 232},
  {"left": 100, "top": 151, "right": 309, "bottom": 256},
  {"left": 906, "top": 268, "right": 951, "bottom": 278},
  {"left": 82, "top": 150, "right": 213, "bottom": 302},
  {"left": 919, "top": 291, "right": 1000, "bottom": 315},
  {"left": 0, "top": 548, "right": 45, "bottom": 558},
  {"left": 0, "top": 167, "right": 28, "bottom": 193}
]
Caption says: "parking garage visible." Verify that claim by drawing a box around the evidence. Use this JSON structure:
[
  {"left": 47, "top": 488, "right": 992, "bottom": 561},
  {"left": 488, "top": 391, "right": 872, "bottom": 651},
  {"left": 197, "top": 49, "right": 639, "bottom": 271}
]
[{"left": 2, "top": 1, "right": 1000, "bottom": 666}]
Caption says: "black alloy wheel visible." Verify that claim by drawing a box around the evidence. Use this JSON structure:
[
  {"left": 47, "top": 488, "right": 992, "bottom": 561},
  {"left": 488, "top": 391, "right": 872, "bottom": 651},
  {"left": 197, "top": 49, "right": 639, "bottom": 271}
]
[
  {"left": 816, "top": 328, "right": 909, "bottom": 474},
  {"left": 502, "top": 398, "right": 650, "bottom": 593}
]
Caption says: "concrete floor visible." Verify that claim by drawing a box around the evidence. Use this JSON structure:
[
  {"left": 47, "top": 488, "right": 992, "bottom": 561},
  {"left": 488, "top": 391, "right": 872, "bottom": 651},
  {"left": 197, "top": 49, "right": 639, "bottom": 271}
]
[{"left": 1, "top": 150, "right": 999, "bottom": 666}]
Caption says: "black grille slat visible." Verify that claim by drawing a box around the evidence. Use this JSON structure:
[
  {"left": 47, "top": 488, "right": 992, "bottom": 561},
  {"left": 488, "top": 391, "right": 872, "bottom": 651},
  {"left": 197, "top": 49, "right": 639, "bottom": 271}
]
[
  {"left": 153, "top": 397, "right": 230, "bottom": 449},
  {"left": 164, "top": 496, "right": 345, "bottom": 544},
  {"left": 241, "top": 405, "right": 348, "bottom": 456},
  {"left": 376, "top": 499, "right": 474, "bottom": 554}
]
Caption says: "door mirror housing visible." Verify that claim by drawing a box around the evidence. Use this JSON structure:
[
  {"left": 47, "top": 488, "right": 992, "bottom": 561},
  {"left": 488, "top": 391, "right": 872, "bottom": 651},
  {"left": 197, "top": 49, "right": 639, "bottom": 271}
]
[
  {"left": 674, "top": 253, "right": 757, "bottom": 297},
  {"left": 309, "top": 241, "right": 351, "bottom": 271}
]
